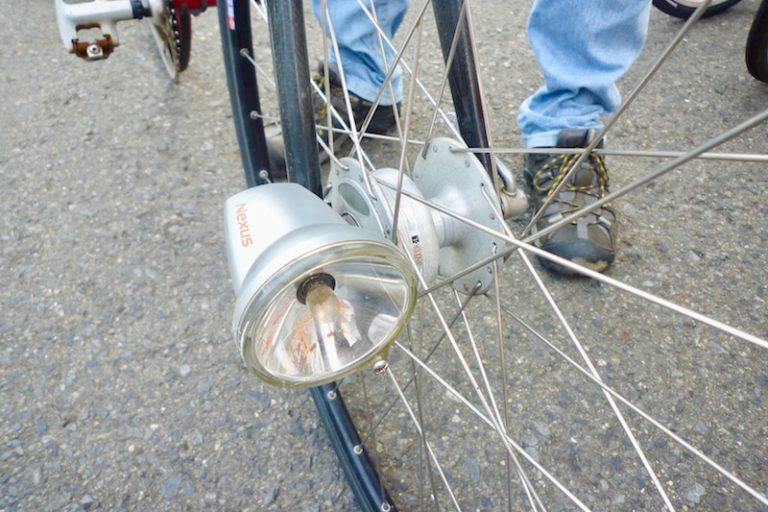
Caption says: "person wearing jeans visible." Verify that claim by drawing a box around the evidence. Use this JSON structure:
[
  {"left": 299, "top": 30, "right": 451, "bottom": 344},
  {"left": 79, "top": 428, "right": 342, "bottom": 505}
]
[{"left": 309, "top": 0, "right": 653, "bottom": 274}]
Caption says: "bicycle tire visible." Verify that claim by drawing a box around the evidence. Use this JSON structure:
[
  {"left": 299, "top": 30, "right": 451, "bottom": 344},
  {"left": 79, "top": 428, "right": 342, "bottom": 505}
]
[
  {"left": 218, "top": 2, "right": 391, "bottom": 510},
  {"left": 219, "top": 1, "right": 768, "bottom": 510},
  {"left": 175, "top": 4, "right": 191, "bottom": 73},
  {"left": 746, "top": 0, "right": 768, "bottom": 82},
  {"left": 652, "top": 0, "right": 743, "bottom": 18}
]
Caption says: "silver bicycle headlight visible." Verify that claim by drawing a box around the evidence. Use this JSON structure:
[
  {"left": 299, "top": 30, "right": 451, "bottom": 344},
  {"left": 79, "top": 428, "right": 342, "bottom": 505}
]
[{"left": 224, "top": 183, "right": 416, "bottom": 388}]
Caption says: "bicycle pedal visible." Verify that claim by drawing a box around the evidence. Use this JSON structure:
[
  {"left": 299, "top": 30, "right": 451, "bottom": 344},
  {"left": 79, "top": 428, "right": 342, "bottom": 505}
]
[{"left": 55, "top": 0, "right": 158, "bottom": 60}]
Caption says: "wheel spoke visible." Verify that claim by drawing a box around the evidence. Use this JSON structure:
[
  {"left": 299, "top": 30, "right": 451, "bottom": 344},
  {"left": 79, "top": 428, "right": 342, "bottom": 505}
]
[
  {"left": 392, "top": 341, "right": 592, "bottom": 512},
  {"left": 453, "top": 147, "right": 768, "bottom": 163},
  {"left": 500, "top": 307, "right": 768, "bottom": 508},
  {"left": 237, "top": 17, "right": 362, "bottom": 170},
  {"left": 349, "top": 0, "right": 436, "bottom": 143},
  {"left": 362, "top": 290, "right": 477, "bottom": 439},
  {"left": 485, "top": 189, "right": 675, "bottom": 510},
  {"left": 517, "top": 248, "right": 675, "bottom": 511},
  {"left": 453, "top": 287, "right": 546, "bottom": 512},
  {"left": 375, "top": 176, "right": 768, "bottom": 351},
  {"left": 390, "top": 14, "right": 425, "bottom": 245},
  {"left": 359, "top": 0, "right": 409, "bottom": 151},
  {"left": 238, "top": 47, "right": 275, "bottom": 87},
  {"left": 249, "top": 0, "right": 267, "bottom": 19},
  {"left": 319, "top": 3, "right": 371, "bottom": 186},
  {"left": 426, "top": 0, "right": 468, "bottom": 141},
  {"left": 406, "top": 321, "right": 444, "bottom": 511},
  {"left": 319, "top": 0, "right": 335, "bottom": 165},
  {"left": 461, "top": 0, "right": 502, "bottom": 191},
  {"left": 348, "top": 0, "right": 465, "bottom": 141},
  {"left": 403, "top": 240, "right": 585, "bottom": 509},
  {"left": 385, "top": 367, "right": 463, "bottom": 511}
]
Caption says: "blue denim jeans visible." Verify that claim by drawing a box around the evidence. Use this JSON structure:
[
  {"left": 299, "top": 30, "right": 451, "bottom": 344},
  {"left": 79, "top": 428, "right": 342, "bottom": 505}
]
[
  {"left": 311, "top": 0, "right": 408, "bottom": 106},
  {"left": 311, "top": 0, "right": 652, "bottom": 147}
]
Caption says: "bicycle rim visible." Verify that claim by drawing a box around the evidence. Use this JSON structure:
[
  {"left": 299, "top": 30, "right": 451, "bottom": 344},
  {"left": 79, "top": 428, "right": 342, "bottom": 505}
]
[
  {"left": 651, "top": 0, "right": 744, "bottom": 18},
  {"left": 220, "top": 1, "right": 768, "bottom": 510}
]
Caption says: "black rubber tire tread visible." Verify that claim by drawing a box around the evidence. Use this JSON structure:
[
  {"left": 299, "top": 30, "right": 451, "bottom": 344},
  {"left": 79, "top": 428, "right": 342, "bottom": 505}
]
[
  {"left": 217, "top": 2, "right": 394, "bottom": 510},
  {"left": 746, "top": 0, "right": 768, "bottom": 83},
  {"left": 652, "top": 0, "right": 743, "bottom": 18},
  {"left": 176, "top": 5, "right": 191, "bottom": 73}
]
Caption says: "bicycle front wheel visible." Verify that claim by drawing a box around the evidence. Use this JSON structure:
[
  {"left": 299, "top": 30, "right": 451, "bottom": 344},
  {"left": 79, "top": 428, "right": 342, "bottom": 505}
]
[{"left": 219, "top": 1, "right": 768, "bottom": 510}]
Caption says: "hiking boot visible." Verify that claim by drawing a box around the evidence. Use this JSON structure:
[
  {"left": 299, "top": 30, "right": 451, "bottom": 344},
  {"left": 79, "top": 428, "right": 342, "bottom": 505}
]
[
  {"left": 312, "top": 64, "right": 399, "bottom": 136},
  {"left": 524, "top": 129, "right": 617, "bottom": 276},
  {"left": 266, "top": 64, "right": 399, "bottom": 178}
]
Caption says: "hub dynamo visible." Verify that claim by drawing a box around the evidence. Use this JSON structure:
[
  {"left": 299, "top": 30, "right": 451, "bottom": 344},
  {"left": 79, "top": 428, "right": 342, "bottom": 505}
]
[{"left": 327, "top": 137, "right": 507, "bottom": 294}]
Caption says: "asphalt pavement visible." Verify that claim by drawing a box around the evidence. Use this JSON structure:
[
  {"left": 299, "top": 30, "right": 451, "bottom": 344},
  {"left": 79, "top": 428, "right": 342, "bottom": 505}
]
[{"left": 2, "top": 1, "right": 767, "bottom": 511}]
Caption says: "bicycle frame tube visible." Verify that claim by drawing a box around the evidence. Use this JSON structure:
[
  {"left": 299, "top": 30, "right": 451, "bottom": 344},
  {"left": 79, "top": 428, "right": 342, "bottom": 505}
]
[{"left": 432, "top": 0, "right": 495, "bottom": 177}]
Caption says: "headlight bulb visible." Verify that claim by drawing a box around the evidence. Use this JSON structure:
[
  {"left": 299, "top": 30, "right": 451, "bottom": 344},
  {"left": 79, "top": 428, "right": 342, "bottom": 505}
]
[{"left": 294, "top": 273, "right": 362, "bottom": 373}]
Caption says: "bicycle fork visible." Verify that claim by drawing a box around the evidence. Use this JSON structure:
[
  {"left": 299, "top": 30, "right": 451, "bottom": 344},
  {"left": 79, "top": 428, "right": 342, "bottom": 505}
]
[{"left": 432, "top": 1, "right": 529, "bottom": 219}]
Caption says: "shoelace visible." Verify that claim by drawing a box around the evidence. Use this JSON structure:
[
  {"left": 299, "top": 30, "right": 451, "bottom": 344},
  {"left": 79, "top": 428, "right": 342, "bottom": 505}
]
[
  {"left": 312, "top": 73, "right": 336, "bottom": 122},
  {"left": 532, "top": 153, "right": 612, "bottom": 222}
]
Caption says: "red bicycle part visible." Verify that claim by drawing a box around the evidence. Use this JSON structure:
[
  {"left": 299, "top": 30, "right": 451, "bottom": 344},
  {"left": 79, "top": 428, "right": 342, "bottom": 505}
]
[{"left": 173, "top": 0, "right": 216, "bottom": 15}]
